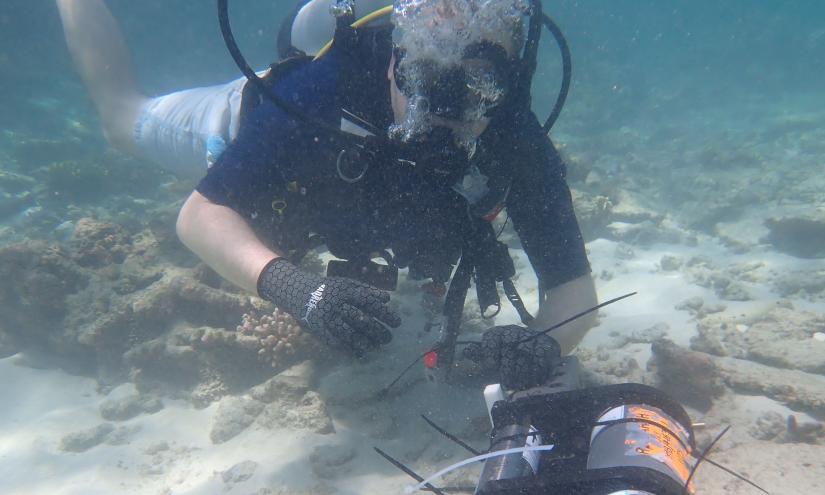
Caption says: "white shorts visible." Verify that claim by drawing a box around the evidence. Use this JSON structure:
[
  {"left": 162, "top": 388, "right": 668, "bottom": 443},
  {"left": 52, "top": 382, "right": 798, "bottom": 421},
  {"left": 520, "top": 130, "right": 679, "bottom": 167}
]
[{"left": 133, "top": 75, "right": 253, "bottom": 179}]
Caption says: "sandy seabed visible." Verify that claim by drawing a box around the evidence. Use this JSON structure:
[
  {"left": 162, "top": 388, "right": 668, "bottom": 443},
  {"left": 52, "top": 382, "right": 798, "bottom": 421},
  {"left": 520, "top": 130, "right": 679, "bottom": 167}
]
[{"left": 1, "top": 232, "right": 823, "bottom": 495}]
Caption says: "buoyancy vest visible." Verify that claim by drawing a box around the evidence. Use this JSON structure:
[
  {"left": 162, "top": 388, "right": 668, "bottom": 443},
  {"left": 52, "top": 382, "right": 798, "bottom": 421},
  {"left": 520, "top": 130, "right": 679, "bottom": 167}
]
[
  {"left": 217, "top": 0, "right": 576, "bottom": 373},
  {"left": 236, "top": 33, "right": 538, "bottom": 290}
]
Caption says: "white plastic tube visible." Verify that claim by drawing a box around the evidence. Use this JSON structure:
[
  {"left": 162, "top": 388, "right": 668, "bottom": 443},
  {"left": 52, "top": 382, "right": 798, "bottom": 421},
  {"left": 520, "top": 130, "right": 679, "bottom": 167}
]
[{"left": 404, "top": 445, "right": 556, "bottom": 493}]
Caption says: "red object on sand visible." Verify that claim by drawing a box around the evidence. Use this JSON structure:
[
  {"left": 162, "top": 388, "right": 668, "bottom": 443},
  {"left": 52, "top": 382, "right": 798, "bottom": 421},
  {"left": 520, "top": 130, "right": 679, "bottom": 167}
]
[
  {"left": 424, "top": 351, "right": 439, "bottom": 369},
  {"left": 422, "top": 281, "right": 447, "bottom": 298}
]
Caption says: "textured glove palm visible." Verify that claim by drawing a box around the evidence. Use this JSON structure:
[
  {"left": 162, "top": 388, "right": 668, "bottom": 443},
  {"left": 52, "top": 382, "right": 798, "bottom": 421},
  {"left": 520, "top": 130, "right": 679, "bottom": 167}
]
[
  {"left": 257, "top": 258, "right": 401, "bottom": 356},
  {"left": 463, "top": 325, "right": 561, "bottom": 391}
]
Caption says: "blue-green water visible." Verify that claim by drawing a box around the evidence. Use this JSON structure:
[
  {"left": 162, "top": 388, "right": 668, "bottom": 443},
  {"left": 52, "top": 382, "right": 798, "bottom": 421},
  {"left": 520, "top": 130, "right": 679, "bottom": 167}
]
[
  {"left": 3, "top": 1, "right": 824, "bottom": 152},
  {"left": 4, "top": 1, "right": 824, "bottom": 131},
  {"left": 1, "top": 1, "right": 824, "bottom": 494}
]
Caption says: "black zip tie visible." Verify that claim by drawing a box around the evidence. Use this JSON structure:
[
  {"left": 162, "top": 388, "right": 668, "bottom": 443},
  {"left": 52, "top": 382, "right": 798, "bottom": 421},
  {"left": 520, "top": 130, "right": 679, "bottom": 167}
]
[
  {"left": 373, "top": 447, "right": 446, "bottom": 495},
  {"left": 514, "top": 292, "right": 637, "bottom": 345},
  {"left": 703, "top": 457, "right": 770, "bottom": 494},
  {"left": 378, "top": 349, "right": 433, "bottom": 397},
  {"left": 593, "top": 418, "right": 691, "bottom": 454},
  {"left": 421, "top": 414, "right": 483, "bottom": 456},
  {"left": 381, "top": 293, "right": 637, "bottom": 396},
  {"left": 681, "top": 425, "right": 731, "bottom": 495}
]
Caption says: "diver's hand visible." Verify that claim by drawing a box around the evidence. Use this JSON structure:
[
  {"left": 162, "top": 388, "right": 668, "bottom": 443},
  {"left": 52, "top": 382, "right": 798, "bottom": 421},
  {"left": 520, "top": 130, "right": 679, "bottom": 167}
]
[
  {"left": 257, "top": 258, "right": 401, "bottom": 357},
  {"left": 462, "top": 325, "right": 561, "bottom": 391}
]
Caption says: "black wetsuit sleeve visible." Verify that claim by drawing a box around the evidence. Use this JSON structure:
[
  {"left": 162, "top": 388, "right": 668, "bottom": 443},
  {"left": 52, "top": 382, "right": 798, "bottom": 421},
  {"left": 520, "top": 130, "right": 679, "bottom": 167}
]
[{"left": 506, "top": 120, "right": 591, "bottom": 291}]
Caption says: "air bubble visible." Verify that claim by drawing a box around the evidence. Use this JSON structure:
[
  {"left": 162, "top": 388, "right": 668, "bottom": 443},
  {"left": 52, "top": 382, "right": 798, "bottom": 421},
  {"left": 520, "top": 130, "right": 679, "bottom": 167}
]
[{"left": 391, "top": 0, "right": 529, "bottom": 145}]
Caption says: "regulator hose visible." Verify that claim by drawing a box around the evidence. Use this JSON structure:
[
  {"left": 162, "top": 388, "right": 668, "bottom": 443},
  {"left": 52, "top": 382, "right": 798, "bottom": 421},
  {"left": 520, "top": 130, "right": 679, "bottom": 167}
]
[
  {"left": 218, "top": 0, "right": 572, "bottom": 135},
  {"left": 216, "top": 0, "right": 360, "bottom": 146},
  {"left": 541, "top": 13, "right": 573, "bottom": 133}
]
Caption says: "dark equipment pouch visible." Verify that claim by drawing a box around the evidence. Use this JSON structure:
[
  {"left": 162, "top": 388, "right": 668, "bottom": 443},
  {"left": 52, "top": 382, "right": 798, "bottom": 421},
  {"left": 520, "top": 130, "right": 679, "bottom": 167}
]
[{"left": 326, "top": 255, "right": 399, "bottom": 292}]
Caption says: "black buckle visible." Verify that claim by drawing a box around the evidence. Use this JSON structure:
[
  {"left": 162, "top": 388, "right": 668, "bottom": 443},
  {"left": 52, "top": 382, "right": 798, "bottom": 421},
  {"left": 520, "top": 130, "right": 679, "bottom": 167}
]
[{"left": 326, "top": 252, "right": 399, "bottom": 291}]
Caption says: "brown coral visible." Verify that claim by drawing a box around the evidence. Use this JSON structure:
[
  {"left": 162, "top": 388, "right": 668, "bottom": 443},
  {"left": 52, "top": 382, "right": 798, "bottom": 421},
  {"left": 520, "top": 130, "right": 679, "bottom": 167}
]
[
  {"left": 649, "top": 338, "right": 725, "bottom": 411},
  {"left": 70, "top": 217, "right": 131, "bottom": 267},
  {"left": 202, "top": 308, "right": 321, "bottom": 370},
  {"left": 692, "top": 305, "right": 825, "bottom": 374},
  {"left": 0, "top": 240, "right": 87, "bottom": 350}
]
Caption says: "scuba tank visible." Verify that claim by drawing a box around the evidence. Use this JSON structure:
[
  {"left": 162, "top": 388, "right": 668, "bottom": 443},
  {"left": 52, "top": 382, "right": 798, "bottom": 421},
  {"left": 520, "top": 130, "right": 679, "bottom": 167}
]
[{"left": 286, "top": 0, "right": 393, "bottom": 57}]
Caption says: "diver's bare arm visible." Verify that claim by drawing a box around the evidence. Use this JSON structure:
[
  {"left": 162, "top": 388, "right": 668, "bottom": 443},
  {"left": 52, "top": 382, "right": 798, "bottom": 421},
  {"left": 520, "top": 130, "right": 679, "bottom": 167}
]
[
  {"left": 529, "top": 273, "right": 598, "bottom": 355},
  {"left": 177, "top": 191, "right": 281, "bottom": 295}
]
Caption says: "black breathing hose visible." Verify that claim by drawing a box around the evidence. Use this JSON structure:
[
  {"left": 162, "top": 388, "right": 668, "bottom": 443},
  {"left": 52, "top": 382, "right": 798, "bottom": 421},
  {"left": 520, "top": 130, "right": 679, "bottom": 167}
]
[
  {"left": 216, "top": 0, "right": 362, "bottom": 147},
  {"left": 541, "top": 13, "right": 572, "bottom": 133},
  {"left": 218, "top": 0, "right": 572, "bottom": 136}
]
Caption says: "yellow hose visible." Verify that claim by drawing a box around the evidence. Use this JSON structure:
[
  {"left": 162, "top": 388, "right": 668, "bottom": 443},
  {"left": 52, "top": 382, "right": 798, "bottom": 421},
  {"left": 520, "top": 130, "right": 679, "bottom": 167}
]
[{"left": 313, "top": 5, "right": 394, "bottom": 61}]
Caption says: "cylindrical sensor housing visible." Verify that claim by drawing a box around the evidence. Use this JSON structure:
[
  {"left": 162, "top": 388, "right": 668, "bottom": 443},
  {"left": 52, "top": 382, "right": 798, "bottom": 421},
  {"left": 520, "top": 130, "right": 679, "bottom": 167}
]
[{"left": 588, "top": 404, "right": 696, "bottom": 493}]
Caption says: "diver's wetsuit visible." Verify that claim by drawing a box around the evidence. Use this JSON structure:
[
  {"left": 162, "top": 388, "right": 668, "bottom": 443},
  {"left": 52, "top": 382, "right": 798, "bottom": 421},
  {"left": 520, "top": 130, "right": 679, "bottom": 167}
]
[{"left": 197, "top": 45, "right": 590, "bottom": 291}]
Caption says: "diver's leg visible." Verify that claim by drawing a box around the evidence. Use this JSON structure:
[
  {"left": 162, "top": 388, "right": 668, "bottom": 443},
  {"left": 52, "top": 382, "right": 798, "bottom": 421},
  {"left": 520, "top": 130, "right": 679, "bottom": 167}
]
[{"left": 56, "top": 0, "right": 147, "bottom": 154}]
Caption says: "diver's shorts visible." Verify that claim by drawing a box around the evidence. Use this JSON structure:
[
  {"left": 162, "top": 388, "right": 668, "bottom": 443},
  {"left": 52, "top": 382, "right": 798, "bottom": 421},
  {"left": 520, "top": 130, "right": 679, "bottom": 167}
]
[{"left": 133, "top": 74, "right": 255, "bottom": 179}]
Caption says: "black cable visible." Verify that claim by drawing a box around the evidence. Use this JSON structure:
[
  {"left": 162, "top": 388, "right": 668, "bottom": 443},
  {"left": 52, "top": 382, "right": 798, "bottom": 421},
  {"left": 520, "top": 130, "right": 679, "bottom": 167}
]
[
  {"left": 593, "top": 418, "right": 691, "bottom": 454},
  {"left": 220, "top": 0, "right": 571, "bottom": 144},
  {"left": 494, "top": 212, "right": 510, "bottom": 239},
  {"left": 381, "top": 293, "right": 635, "bottom": 395},
  {"left": 703, "top": 457, "right": 770, "bottom": 494},
  {"left": 518, "top": 0, "right": 544, "bottom": 106},
  {"left": 378, "top": 349, "right": 432, "bottom": 397},
  {"left": 421, "top": 415, "right": 483, "bottom": 456},
  {"left": 681, "top": 425, "right": 731, "bottom": 495},
  {"left": 217, "top": 0, "right": 362, "bottom": 147},
  {"left": 488, "top": 430, "right": 543, "bottom": 449},
  {"left": 438, "top": 251, "right": 476, "bottom": 371},
  {"left": 374, "top": 447, "right": 447, "bottom": 495},
  {"left": 514, "top": 292, "right": 636, "bottom": 345}
]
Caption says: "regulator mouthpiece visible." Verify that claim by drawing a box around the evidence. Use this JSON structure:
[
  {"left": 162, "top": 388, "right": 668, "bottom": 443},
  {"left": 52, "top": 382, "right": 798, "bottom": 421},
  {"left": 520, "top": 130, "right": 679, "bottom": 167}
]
[
  {"left": 389, "top": 0, "right": 530, "bottom": 145},
  {"left": 393, "top": 42, "right": 512, "bottom": 120}
]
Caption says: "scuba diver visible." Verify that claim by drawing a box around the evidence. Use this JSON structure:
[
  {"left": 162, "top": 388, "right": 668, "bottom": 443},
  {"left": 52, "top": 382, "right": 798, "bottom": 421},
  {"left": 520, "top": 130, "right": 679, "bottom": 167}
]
[
  {"left": 58, "top": 0, "right": 598, "bottom": 389},
  {"left": 57, "top": 6, "right": 778, "bottom": 493}
]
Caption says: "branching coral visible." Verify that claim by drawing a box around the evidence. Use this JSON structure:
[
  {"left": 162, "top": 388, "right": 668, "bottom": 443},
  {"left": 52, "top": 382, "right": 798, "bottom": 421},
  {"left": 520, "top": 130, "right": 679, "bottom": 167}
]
[{"left": 201, "top": 308, "right": 321, "bottom": 369}]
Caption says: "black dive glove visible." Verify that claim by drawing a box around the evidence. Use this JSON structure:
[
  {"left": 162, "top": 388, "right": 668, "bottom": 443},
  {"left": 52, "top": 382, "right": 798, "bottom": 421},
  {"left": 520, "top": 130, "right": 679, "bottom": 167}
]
[
  {"left": 257, "top": 258, "right": 402, "bottom": 357},
  {"left": 463, "top": 325, "right": 561, "bottom": 391}
]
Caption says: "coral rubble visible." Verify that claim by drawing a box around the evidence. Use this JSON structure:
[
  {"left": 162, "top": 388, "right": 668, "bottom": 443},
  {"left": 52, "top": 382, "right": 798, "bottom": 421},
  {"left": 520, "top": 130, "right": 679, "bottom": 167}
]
[
  {"left": 209, "top": 361, "right": 333, "bottom": 444},
  {"left": 764, "top": 216, "right": 825, "bottom": 258},
  {"left": 70, "top": 217, "right": 131, "bottom": 267},
  {"left": 649, "top": 338, "right": 725, "bottom": 411},
  {"left": 692, "top": 305, "right": 825, "bottom": 374},
  {"left": 0, "top": 219, "right": 287, "bottom": 402}
]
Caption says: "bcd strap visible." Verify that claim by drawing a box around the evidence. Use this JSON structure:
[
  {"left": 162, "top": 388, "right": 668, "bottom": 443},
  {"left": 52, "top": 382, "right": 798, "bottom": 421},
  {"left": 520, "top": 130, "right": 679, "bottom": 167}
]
[
  {"left": 475, "top": 243, "right": 533, "bottom": 326},
  {"left": 438, "top": 250, "right": 475, "bottom": 373},
  {"left": 333, "top": 1, "right": 358, "bottom": 51},
  {"left": 438, "top": 218, "right": 535, "bottom": 376},
  {"left": 235, "top": 54, "right": 319, "bottom": 137},
  {"left": 503, "top": 278, "right": 534, "bottom": 325},
  {"left": 468, "top": 222, "right": 531, "bottom": 326}
]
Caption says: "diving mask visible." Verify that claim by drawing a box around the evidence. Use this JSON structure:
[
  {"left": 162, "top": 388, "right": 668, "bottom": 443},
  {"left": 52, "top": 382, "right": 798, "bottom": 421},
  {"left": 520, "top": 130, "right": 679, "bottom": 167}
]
[{"left": 392, "top": 41, "right": 515, "bottom": 122}]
